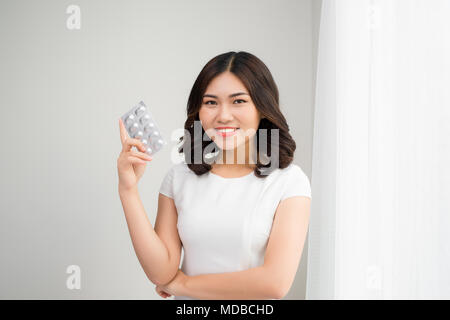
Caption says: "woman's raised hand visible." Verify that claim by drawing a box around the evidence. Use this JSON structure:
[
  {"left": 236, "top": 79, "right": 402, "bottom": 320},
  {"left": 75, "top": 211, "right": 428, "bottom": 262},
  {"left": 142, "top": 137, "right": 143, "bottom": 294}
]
[{"left": 117, "top": 118, "right": 153, "bottom": 191}]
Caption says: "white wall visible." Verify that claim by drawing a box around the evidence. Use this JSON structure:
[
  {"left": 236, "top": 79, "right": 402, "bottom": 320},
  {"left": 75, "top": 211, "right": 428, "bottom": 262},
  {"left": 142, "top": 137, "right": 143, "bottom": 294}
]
[{"left": 0, "top": 0, "right": 321, "bottom": 299}]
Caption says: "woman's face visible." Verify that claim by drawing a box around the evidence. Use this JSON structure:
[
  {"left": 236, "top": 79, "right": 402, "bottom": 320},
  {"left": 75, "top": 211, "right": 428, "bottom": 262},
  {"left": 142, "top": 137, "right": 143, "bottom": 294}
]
[{"left": 199, "top": 72, "right": 262, "bottom": 153}]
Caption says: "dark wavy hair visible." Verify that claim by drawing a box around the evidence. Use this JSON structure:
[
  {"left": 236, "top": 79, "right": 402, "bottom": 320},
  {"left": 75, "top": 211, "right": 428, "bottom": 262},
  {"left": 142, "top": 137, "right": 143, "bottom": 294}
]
[{"left": 178, "top": 51, "right": 296, "bottom": 178}]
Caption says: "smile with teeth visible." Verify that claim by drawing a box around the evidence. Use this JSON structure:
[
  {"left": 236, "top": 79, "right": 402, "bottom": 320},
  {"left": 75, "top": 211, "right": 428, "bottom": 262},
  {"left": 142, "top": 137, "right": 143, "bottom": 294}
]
[{"left": 216, "top": 128, "right": 239, "bottom": 137}]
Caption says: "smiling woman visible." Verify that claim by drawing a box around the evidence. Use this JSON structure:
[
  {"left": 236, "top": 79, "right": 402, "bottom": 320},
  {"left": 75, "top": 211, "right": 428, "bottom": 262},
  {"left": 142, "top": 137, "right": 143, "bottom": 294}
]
[
  {"left": 149, "top": 51, "right": 312, "bottom": 300},
  {"left": 179, "top": 51, "right": 297, "bottom": 178},
  {"left": 199, "top": 71, "right": 263, "bottom": 163}
]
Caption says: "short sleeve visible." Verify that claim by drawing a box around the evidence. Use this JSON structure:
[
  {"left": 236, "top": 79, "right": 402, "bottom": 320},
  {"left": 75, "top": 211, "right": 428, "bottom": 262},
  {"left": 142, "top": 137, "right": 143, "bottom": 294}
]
[
  {"left": 159, "top": 165, "right": 175, "bottom": 199},
  {"left": 280, "top": 165, "right": 312, "bottom": 201}
]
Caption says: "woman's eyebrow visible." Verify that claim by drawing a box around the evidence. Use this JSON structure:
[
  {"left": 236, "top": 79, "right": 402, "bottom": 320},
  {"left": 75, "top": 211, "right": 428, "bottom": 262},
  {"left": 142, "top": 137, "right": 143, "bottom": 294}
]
[{"left": 203, "top": 92, "right": 249, "bottom": 99}]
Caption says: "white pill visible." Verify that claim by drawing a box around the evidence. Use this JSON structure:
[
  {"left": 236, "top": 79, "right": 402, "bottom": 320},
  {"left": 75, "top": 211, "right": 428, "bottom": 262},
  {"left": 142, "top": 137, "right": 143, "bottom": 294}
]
[
  {"left": 134, "top": 131, "right": 144, "bottom": 139},
  {"left": 146, "top": 147, "right": 153, "bottom": 154},
  {"left": 135, "top": 105, "right": 146, "bottom": 116},
  {"left": 126, "top": 114, "right": 135, "bottom": 126},
  {"left": 129, "top": 122, "right": 139, "bottom": 133},
  {"left": 140, "top": 114, "right": 151, "bottom": 125},
  {"left": 144, "top": 123, "right": 155, "bottom": 134},
  {"left": 141, "top": 139, "right": 148, "bottom": 146}
]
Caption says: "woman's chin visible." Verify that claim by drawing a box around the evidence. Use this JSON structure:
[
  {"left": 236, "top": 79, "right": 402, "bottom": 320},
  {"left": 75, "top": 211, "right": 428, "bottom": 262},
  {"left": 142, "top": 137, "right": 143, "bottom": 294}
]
[{"left": 215, "top": 143, "right": 243, "bottom": 151}]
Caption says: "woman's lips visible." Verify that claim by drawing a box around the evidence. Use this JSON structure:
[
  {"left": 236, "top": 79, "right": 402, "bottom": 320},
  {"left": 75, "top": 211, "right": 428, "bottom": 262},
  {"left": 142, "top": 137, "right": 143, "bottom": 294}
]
[{"left": 215, "top": 128, "right": 239, "bottom": 137}]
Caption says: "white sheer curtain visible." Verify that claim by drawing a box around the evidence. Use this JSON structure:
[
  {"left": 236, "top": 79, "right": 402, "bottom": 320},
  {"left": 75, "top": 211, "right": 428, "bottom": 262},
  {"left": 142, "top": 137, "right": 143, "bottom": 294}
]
[{"left": 307, "top": 0, "right": 450, "bottom": 299}]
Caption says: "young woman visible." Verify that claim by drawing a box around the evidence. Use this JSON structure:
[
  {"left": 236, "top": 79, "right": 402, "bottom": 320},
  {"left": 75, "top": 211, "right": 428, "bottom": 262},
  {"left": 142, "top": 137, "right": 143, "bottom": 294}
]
[{"left": 117, "top": 51, "right": 311, "bottom": 300}]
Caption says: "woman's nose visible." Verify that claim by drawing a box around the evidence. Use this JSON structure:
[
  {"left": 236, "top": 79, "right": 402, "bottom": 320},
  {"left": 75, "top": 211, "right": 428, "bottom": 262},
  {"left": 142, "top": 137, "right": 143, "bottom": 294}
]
[{"left": 217, "top": 104, "right": 234, "bottom": 122}]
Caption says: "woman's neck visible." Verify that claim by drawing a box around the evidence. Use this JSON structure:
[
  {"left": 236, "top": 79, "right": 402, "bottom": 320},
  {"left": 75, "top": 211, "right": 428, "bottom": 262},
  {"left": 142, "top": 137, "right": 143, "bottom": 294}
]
[{"left": 211, "top": 136, "right": 257, "bottom": 174}]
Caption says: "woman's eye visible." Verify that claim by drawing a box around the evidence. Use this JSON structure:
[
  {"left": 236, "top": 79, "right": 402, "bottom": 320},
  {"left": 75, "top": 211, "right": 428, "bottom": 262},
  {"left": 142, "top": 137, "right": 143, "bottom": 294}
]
[{"left": 203, "top": 99, "right": 246, "bottom": 105}]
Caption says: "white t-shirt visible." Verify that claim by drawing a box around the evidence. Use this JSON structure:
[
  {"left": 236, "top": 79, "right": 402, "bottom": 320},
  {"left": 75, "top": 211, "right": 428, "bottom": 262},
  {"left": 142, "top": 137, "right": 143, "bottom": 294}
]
[{"left": 158, "top": 160, "right": 312, "bottom": 300}]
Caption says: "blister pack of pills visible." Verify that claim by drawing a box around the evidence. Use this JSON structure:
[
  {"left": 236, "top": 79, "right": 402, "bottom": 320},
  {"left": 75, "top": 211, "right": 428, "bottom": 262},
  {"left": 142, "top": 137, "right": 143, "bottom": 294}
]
[{"left": 121, "top": 101, "right": 167, "bottom": 156}]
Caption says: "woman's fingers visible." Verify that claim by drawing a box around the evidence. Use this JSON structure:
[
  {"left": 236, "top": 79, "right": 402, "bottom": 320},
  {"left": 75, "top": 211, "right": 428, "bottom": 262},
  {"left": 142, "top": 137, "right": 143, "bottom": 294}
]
[
  {"left": 130, "top": 150, "right": 153, "bottom": 161},
  {"left": 155, "top": 286, "right": 172, "bottom": 298},
  {"left": 158, "top": 286, "right": 171, "bottom": 298},
  {"left": 119, "top": 119, "right": 147, "bottom": 152},
  {"left": 155, "top": 286, "right": 163, "bottom": 297},
  {"left": 127, "top": 156, "right": 147, "bottom": 165},
  {"left": 122, "top": 137, "right": 146, "bottom": 153},
  {"left": 119, "top": 118, "right": 129, "bottom": 145}
]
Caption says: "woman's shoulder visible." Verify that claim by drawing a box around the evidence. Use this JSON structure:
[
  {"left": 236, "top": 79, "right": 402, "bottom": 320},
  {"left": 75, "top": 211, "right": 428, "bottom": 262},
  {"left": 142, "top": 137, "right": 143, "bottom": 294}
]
[
  {"left": 277, "top": 162, "right": 312, "bottom": 199},
  {"left": 277, "top": 162, "right": 309, "bottom": 181}
]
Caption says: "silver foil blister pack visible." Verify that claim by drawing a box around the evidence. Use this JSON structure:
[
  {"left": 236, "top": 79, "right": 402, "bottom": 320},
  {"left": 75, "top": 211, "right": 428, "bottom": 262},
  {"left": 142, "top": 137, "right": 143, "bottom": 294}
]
[{"left": 121, "top": 101, "right": 167, "bottom": 156}]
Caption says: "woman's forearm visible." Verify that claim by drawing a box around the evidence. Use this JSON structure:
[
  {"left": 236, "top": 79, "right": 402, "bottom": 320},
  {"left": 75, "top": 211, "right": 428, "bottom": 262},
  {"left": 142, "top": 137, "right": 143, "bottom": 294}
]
[
  {"left": 182, "top": 266, "right": 280, "bottom": 300},
  {"left": 118, "top": 185, "right": 174, "bottom": 286}
]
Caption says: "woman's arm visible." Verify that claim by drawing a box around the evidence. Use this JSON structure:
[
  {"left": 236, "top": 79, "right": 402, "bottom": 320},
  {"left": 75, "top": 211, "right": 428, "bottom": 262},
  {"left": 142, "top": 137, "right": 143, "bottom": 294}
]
[
  {"left": 119, "top": 186, "right": 175, "bottom": 286},
  {"left": 181, "top": 265, "right": 279, "bottom": 300}
]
